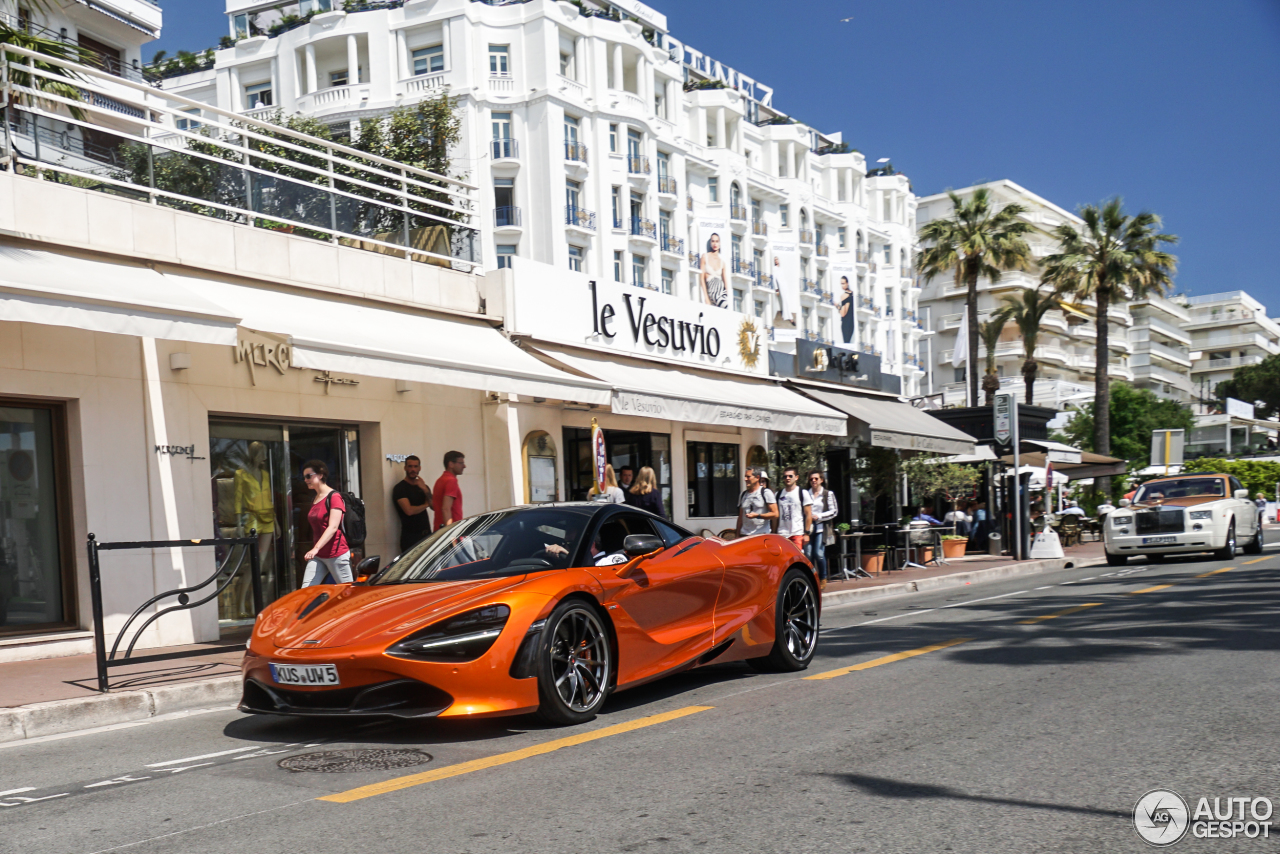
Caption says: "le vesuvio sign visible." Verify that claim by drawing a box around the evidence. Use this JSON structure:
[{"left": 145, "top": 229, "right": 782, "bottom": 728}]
[{"left": 509, "top": 265, "right": 767, "bottom": 375}]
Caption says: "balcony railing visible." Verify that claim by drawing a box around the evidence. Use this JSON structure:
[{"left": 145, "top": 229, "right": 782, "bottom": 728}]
[
  {"left": 2, "top": 12, "right": 161, "bottom": 85},
  {"left": 660, "top": 234, "right": 683, "bottom": 254},
  {"left": 565, "top": 205, "right": 596, "bottom": 230},
  {"left": 754, "top": 273, "right": 775, "bottom": 290},
  {"left": 631, "top": 277, "right": 657, "bottom": 291},
  {"left": 491, "top": 137, "right": 519, "bottom": 160},
  {"left": 799, "top": 230, "right": 815, "bottom": 244},
  {"left": 1, "top": 43, "right": 483, "bottom": 271},
  {"left": 686, "top": 194, "right": 693, "bottom": 211},
  {"left": 657, "top": 176, "right": 678, "bottom": 195},
  {"left": 630, "top": 217, "right": 656, "bottom": 239},
  {"left": 752, "top": 220, "right": 767, "bottom": 237},
  {"left": 856, "top": 250, "right": 870, "bottom": 263},
  {"left": 495, "top": 206, "right": 522, "bottom": 228},
  {"left": 800, "top": 278, "right": 817, "bottom": 293},
  {"left": 628, "top": 155, "right": 651, "bottom": 174},
  {"left": 816, "top": 244, "right": 829, "bottom": 257},
  {"left": 732, "top": 258, "right": 755, "bottom": 277},
  {"left": 564, "top": 141, "right": 588, "bottom": 163},
  {"left": 730, "top": 204, "right": 747, "bottom": 221},
  {"left": 688, "top": 251, "right": 702, "bottom": 268}
]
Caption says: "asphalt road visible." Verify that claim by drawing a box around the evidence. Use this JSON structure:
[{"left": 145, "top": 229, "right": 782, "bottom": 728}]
[{"left": 4, "top": 548, "right": 1280, "bottom": 854}]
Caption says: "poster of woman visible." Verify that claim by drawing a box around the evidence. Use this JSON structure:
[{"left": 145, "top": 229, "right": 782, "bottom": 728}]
[
  {"left": 831, "top": 258, "right": 856, "bottom": 346},
  {"left": 695, "top": 216, "right": 729, "bottom": 308}
]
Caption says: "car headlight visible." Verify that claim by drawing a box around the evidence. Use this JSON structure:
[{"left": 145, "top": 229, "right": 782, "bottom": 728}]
[
  {"left": 1188, "top": 510, "right": 1213, "bottom": 520},
  {"left": 386, "top": 605, "right": 510, "bottom": 661},
  {"left": 1110, "top": 515, "right": 1133, "bottom": 525}
]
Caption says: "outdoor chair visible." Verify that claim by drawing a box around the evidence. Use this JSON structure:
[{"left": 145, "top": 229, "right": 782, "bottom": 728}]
[
  {"left": 1058, "top": 515, "right": 1081, "bottom": 548},
  {"left": 907, "top": 523, "right": 939, "bottom": 566}
]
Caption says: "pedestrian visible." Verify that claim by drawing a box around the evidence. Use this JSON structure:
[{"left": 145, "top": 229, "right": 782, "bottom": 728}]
[
  {"left": 913, "top": 505, "right": 943, "bottom": 526},
  {"left": 1256, "top": 493, "right": 1268, "bottom": 527},
  {"left": 1059, "top": 500, "right": 1086, "bottom": 517},
  {"left": 737, "top": 468, "right": 778, "bottom": 537},
  {"left": 589, "top": 464, "right": 626, "bottom": 504},
  {"left": 617, "top": 465, "right": 635, "bottom": 491},
  {"left": 432, "top": 450, "right": 466, "bottom": 530},
  {"left": 624, "top": 465, "right": 666, "bottom": 518},
  {"left": 944, "top": 500, "right": 971, "bottom": 536},
  {"left": 392, "top": 454, "right": 432, "bottom": 553},
  {"left": 301, "top": 460, "right": 352, "bottom": 586},
  {"left": 803, "top": 470, "right": 838, "bottom": 585},
  {"left": 777, "top": 467, "right": 813, "bottom": 551}
]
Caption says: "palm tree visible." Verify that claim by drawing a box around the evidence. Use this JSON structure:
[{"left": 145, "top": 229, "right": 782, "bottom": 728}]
[
  {"left": 993, "top": 286, "right": 1075, "bottom": 406},
  {"left": 1041, "top": 199, "right": 1178, "bottom": 490},
  {"left": 977, "top": 316, "right": 1006, "bottom": 407},
  {"left": 0, "top": 21, "right": 88, "bottom": 120},
  {"left": 918, "top": 188, "right": 1034, "bottom": 406}
]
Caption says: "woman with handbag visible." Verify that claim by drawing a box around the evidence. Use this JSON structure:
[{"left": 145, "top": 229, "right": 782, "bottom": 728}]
[{"left": 804, "top": 470, "right": 839, "bottom": 587}]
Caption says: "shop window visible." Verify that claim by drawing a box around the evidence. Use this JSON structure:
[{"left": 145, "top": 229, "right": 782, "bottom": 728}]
[{"left": 687, "top": 441, "right": 739, "bottom": 518}]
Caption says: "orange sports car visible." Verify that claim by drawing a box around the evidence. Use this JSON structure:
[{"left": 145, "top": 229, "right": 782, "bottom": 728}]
[{"left": 240, "top": 503, "right": 820, "bottom": 725}]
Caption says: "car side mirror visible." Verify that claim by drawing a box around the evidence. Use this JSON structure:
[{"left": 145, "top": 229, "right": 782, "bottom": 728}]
[
  {"left": 1119, "top": 499, "right": 1131, "bottom": 508},
  {"left": 355, "top": 555, "right": 380, "bottom": 584},
  {"left": 1235, "top": 489, "right": 1250, "bottom": 500},
  {"left": 623, "top": 534, "right": 664, "bottom": 559}
]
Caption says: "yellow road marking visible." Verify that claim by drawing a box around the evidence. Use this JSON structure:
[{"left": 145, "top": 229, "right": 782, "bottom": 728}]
[
  {"left": 1196, "top": 567, "right": 1235, "bottom": 577},
  {"left": 319, "top": 705, "right": 713, "bottom": 803},
  {"left": 1130, "top": 583, "right": 1176, "bottom": 595},
  {"left": 1017, "top": 603, "right": 1102, "bottom": 625},
  {"left": 1242, "top": 557, "right": 1270, "bottom": 565},
  {"left": 803, "top": 637, "right": 973, "bottom": 681}
]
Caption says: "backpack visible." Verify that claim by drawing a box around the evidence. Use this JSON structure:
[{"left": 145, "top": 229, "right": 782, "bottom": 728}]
[{"left": 325, "top": 491, "right": 367, "bottom": 545}]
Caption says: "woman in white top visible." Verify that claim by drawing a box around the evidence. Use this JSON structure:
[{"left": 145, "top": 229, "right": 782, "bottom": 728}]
[
  {"left": 804, "top": 470, "right": 839, "bottom": 585},
  {"left": 589, "top": 464, "right": 626, "bottom": 504}
]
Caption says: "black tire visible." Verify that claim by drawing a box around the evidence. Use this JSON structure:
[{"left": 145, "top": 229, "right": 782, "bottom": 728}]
[
  {"left": 1151, "top": 553, "right": 1167, "bottom": 562},
  {"left": 1105, "top": 552, "right": 1127, "bottom": 567},
  {"left": 535, "top": 599, "right": 613, "bottom": 726},
  {"left": 747, "top": 568, "right": 820, "bottom": 673},
  {"left": 1213, "top": 521, "right": 1237, "bottom": 562},
  {"left": 1244, "top": 523, "right": 1264, "bottom": 555}
]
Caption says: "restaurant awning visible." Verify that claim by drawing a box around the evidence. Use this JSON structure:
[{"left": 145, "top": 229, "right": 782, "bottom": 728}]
[
  {"left": 1000, "top": 448, "right": 1127, "bottom": 481},
  {"left": 535, "top": 347, "right": 848, "bottom": 436},
  {"left": 788, "top": 382, "right": 977, "bottom": 455},
  {"left": 0, "top": 244, "right": 239, "bottom": 345}
]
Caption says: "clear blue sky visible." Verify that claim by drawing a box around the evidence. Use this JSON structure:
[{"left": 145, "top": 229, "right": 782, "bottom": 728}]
[{"left": 152, "top": 0, "right": 1280, "bottom": 306}]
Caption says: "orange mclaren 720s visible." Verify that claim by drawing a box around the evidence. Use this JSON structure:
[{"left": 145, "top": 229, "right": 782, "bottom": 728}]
[{"left": 241, "top": 502, "right": 821, "bottom": 725}]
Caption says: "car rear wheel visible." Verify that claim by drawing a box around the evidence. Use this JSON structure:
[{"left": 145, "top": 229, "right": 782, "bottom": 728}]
[
  {"left": 1213, "top": 521, "right": 1237, "bottom": 561},
  {"left": 535, "top": 600, "right": 612, "bottom": 726},
  {"left": 748, "top": 568, "right": 819, "bottom": 673}
]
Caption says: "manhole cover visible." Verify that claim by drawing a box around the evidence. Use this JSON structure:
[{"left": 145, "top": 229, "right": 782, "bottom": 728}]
[{"left": 278, "top": 748, "right": 432, "bottom": 773}]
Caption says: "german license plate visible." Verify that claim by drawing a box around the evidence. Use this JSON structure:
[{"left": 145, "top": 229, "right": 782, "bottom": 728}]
[
  {"left": 270, "top": 663, "right": 339, "bottom": 686},
  {"left": 1142, "top": 536, "right": 1176, "bottom": 545}
]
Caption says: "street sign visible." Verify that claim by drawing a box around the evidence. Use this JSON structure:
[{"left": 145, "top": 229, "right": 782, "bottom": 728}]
[
  {"left": 994, "top": 393, "right": 1014, "bottom": 446},
  {"left": 1225, "top": 397, "right": 1255, "bottom": 420},
  {"left": 1150, "top": 429, "right": 1185, "bottom": 470}
]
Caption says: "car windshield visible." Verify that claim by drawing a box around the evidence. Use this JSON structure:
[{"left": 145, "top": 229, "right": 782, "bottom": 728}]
[
  {"left": 374, "top": 508, "right": 595, "bottom": 583},
  {"left": 1134, "top": 478, "right": 1225, "bottom": 502}
]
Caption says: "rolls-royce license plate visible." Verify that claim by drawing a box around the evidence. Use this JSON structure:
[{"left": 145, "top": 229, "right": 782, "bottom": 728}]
[
  {"left": 1142, "top": 536, "right": 1176, "bottom": 545},
  {"left": 270, "top": 663, "right": 339, "bottom": 686}
]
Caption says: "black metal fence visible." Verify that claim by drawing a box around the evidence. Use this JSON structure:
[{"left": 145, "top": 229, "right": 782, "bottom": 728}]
[{"left": 87, "top": 533, "right": 262, "bottom": 693}]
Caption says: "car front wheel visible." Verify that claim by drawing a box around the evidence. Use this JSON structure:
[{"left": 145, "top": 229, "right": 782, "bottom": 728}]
[
  {"left": 748, "top": 568, "right": 820, "bottom": 672},
  {"left": 535, "top": 600, "right": 612, "bottom": 726},
  {"left": 1213, "top": 521, "right": 1237, "bottom": 561}
]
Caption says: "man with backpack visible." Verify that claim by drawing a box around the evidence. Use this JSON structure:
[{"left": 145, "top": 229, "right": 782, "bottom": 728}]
[{"left": 737, "top": 468, "right": 778, "bottom": 537}]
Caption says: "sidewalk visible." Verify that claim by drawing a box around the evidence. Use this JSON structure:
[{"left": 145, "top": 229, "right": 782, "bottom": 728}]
[{"left": 0, "top": 539, "right": 1105, "bottom": 743}]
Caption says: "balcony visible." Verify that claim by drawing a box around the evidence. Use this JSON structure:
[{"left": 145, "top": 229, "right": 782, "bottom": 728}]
[
  {"left": 628, "top": 155, "right": 651, "bottom": 175},
  {"left": 631, "top": 277, "right": 657, "bottom": 291},
  {"left": 564, "top": 141, "right": 588, "bottom": 164},
  {"left": 495, "top": 206, "right": 522, "bottom": 229},
  {"left": 688, "top": 251, "right": 702, "bottom": 268},
  {"left": 1135, "top": 363, "right": 1194, "bottom": 391},
  {"left": 2, "top": 12, "right": 160, "bottom": 85},
  {"left": 856, "top": 250, "right": 870, "bottom": 264},
  {"left": 491, "top": 137, "right": 519, "bottom": 161},
  {"left": 403, "top": 71, "right": 447, "bottom": 98},
  {"left": 730, "top": 205, "right": 748, "bottom": 221},
  {"left": 752, "top": 220, "right": 768, "bottom": 237},
  {"left": 489, "top": 72, "right": 516, "bottom": 94},
  {"left": 660, "top": 234, "right": 684, "bottom": 254},
  {"left": 1138, "top": 339, "right": 1192, "bottom": 367},
  {"left": 629, "top": 217, "right": 657, "bottom": 240},
  {"left": 799, "top": 230, "right": 815, "bottom": 244},
  {"left": 800, "top": 278, "right": 818, "bottom": 294},
  {"left": 754, "top": 273, "right": 776, "bottom": 291},
  {"left": 657, "top": 176, "right": 678, "bottom": 195},
  {"left": 565, "top": 205, "right": 596, "bottom": 231},
  {"left": 732, "top": 258, "right": 755, "bottom": 277},
  {"left": 816, "top": 244, "right": 829, "bottom": 257},
  {"left": 686, "top": 194, "right": 693, "bottom": 211}
]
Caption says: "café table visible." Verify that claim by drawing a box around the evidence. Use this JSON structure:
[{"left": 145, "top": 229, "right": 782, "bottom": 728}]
[{"left": 837, "top": 530, "right": 876, "bottom": 579}]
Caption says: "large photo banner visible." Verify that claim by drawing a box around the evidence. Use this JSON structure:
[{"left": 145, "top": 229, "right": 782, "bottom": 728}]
[
  {"left": 771, "top": 241, "right": 800, "bottom": 344},
  {"left": 694, "top": 215, "right": 729, "bottom": 309},
  {"left": 830, "top": 256, "right": 856, "bottom": 348}
]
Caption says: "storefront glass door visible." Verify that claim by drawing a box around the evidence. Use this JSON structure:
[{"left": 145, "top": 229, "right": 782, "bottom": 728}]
[{"left": 564, "top": 428, "right": 671, "bottom": 517}]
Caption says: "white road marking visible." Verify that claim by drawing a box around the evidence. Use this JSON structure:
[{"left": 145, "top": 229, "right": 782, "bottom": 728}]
[
  {"left": 146, "top": 746, "right": 260, "bottom": 768},
  {"left": 940, "top": 590, "right": 1029, "bottom": 608},
  {"left": 857, "top": 609, "right": 936, "bottom": 625},
  {"left": 0, "top": 787, "right": 34, "bottom": 797},
  {"left": 1034, "top": 586, "right": 1054, "bottom": 590}
]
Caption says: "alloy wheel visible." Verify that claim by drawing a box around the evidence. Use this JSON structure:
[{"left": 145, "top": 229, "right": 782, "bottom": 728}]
[
  {"left": 549, "top": 608, "right": 610, "bottom": 713},
  {"left": 781, "top": 576, "right": 818, "bottom": 661}
]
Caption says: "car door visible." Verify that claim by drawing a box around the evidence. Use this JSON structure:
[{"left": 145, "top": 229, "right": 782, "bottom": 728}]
[
  {"left": 1230, "top": 476, "right": 1257, "bottom": 538},
  {"left": 586, "top": 513, "right": 724, "bottom": 685}
]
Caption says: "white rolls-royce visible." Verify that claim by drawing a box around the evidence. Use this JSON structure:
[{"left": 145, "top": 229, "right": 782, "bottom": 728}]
[{"left": 1104, "top": 473, "right": 1262, "bottom": 566}]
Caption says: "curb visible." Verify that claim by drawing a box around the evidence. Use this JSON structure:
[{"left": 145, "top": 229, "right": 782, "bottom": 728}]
[
  {"left": 0, "top": 675, "right": 241, "bottom": 745},
  {"left": 820, "top": 555, "right": 1106, "bottom": 610}
]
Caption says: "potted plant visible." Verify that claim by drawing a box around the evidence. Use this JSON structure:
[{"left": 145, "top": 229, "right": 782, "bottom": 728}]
[{"left": 941, "top": 534, "right": 968, "bottom": 559}]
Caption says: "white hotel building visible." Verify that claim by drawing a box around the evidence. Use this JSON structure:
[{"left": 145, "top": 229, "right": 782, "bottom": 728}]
[{"left": 165, "top": 0, "right": 928, "bottom": 396}]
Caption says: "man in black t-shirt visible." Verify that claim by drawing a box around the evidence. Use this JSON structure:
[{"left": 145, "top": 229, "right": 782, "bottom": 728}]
[{"left": 392, "top": 455, "right": 432, "bottom": 553}]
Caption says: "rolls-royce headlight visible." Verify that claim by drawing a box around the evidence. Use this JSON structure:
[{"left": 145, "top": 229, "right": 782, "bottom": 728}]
[
  {"left": 386, "top": 605, "right": 510, "bottom": 661},
  {"left": 1188, "top": 510, "right": 1213, "bottom": 520},
  {"left": 1110, "top": 515, "right": 1133, "bottom": 525}
]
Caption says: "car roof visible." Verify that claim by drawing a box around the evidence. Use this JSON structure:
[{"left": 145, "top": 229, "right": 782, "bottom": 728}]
[{"left": 1144, "top": 474, "right": 1227, "bottom": 484}]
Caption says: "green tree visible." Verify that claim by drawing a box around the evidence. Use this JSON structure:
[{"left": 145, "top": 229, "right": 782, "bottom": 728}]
[
  {"left": 1181, "top": 458, "right": 1280, "bottom": 498},
  {"left": 1, "top": 22, "right": 89, "bottom": 120},
  {"left": 978, "top": 316, "right": 1006, "bottom": 407},
  {"left": 902, "top": 455, "right": 981, "bottom": 507},
  {"left": 917, "top": 189, "right": 1033, "bottom": 407},
  {"left": 992, "top": 285, "right": 1073, "bottom": 406},
  {"left": 1215, "top": 352, "right": 1280, "bottom": 419},
  {"left": 1041, "top": 199, "right": 1178, "bottom": 493},
  {"left": 1055, "top": 383, "right": 1194, "bottom": 497}
]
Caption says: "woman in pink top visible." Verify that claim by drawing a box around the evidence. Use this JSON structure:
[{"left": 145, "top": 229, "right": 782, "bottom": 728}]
[{"left": 301, "top": 459, "right": 353, "bottom": 586}]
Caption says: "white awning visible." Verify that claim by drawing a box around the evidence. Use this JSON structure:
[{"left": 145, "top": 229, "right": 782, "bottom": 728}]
[
  {"left": 163, "top": 275, "right": 613, "bottom": 404},
  {"left": 1022, "top": 439, "right": 1083, "bottom": 464},
  {"left": 0, "top": 245, "right": 239, "bottom": 344},
  {"left": 791, "top": 383, "right": 977, "bottom": 455},
  {"left": 539, "top": 347, "right": 848, "bottom": 436}
]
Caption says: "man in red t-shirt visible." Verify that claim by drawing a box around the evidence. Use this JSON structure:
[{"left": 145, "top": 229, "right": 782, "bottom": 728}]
[{"left": 433, "top": 450, "right": 466, "bottom": 530}]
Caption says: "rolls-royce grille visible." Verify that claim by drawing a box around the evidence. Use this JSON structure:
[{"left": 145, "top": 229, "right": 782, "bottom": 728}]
[{"left": 1136, "top": 508, "right": 1184, "bottom": 535}]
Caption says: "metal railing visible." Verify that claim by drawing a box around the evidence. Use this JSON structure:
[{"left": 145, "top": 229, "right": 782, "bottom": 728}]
[
  {"left": 564, "top": 140, "right": 588, "bottom": 163},
  {"left": 799, "top": 229, "right": 815, "bottom": 244},
  {"left": 630, "top": 216, "right": 656, "bottom": 239},
  {"left": 657, "top": 175, "right": 677, "bottom": 194},
  {"left": 87, "top": 532, "right": 262, "bottom": 692},
  {"left": 730, "top": 204, "right": 747, "bottom": 221},
  {"left": 495, "top": 205, "right": 522, "bottom": 227},
  {"left": 0, "top": 11, "right": 160, "bottom": 85},
  {"left": 491, "top": 137, "right": 519, "bottom": 159},
  {"left": 1, "top": 44, "right": 482, "bottom": 270},
  {"left": 660, "top": 234, "right": 683, "bottom": 253},
  {"left": 686, "top": 194, "right": 693, "bottom": 210},
  {"left": 732, "top": 258, "right": 755, "bottom": 276},
  {"left": 565, "top": 205, "right": 595, "bottom": 230},
  {"left": 752, "top": 220, "right": 767, "bottom": 237},
  {"left": 627, "top": 155, "right": 650, "bottom": 174},
  {"left": 755, "top": 272, "right": 775, "bottom": 290},
  {"left": 856, "top": 250, "right": 870, "bottom": 263},
  {"left": 816, "top": 244, "right": 830, "bottom": 257}
]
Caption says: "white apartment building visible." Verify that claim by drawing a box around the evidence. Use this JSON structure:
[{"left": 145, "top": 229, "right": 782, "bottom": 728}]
[
  {"left": 1, "top": 0, "right": 161, "bottom": 84},
  {"left": 1183, "top": 291, "right": 1280, "bottom": 406},
  {"left": 1129, "top": 292, "right": 1194, "bottom": 403},
  {"left": 160, "top": 0, "right": 926, "bottom": 396},
  {"left": 917, "top": 180, "right": 1134, "bottom": 410}
]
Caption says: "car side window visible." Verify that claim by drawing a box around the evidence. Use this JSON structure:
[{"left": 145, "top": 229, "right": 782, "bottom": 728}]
[
  {"left": 1229, "top": 477, "right": 1243, "bottom": 495},
  {"left": 653, "top": 519, "right": 691, "bottom": 549},
  {"left": 581, "top": 514, "right": 660, "bottom": 567}
]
